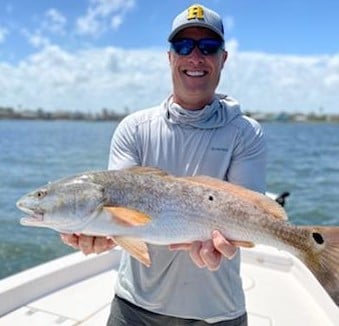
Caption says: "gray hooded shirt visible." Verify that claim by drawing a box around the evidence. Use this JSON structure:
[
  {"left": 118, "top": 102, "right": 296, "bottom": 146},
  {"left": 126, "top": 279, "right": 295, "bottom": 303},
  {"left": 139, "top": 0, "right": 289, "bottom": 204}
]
[{"left": 108, "top": 94, "right": 266, "bottom": 322}]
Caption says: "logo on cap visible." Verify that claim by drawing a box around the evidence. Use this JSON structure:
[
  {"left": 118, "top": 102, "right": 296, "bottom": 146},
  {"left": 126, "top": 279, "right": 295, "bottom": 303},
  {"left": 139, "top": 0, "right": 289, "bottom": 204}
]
[{"left": 187, "top": 5, "right": 204, "bottom": 20}]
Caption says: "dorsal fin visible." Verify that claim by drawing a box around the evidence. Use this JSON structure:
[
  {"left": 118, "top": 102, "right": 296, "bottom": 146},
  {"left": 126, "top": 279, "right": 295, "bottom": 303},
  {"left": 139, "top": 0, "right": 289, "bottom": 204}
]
[
  {"left": 124, "top": 166, "right": 169, "bottom": 177},
  {"left": 183, "top": 176, "right": 288, "bottom": 221}
]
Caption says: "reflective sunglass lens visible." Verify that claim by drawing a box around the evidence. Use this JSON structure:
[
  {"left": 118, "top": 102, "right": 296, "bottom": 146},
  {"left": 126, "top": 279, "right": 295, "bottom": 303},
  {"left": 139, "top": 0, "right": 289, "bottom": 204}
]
[
  {"left": 171, "top": 38, "right": 223, "bottom": 56},
  {"left": 172, "top": 39, "right": 194, "bottom": 55},
  {"left": 199, "top": 39, "right": 223, "bottom": 55}
]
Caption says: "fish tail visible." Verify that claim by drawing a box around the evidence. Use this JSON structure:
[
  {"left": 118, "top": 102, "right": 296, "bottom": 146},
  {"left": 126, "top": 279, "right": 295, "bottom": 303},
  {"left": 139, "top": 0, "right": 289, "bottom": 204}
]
[{"left": 301, "top": 226, "right": 339, "bottom": 306}]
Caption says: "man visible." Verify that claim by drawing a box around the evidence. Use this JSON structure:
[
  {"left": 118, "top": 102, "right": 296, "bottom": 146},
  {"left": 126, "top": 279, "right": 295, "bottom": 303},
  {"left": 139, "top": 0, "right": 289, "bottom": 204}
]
[{"left": 61, "top": 4, "right": 266, "bottom": 325}]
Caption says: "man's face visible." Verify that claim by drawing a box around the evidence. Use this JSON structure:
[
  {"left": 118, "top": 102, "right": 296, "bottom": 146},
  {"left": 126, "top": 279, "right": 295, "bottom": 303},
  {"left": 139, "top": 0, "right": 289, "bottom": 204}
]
[{"left": 168, "top": 27, "right": 228, "bottom": 109}]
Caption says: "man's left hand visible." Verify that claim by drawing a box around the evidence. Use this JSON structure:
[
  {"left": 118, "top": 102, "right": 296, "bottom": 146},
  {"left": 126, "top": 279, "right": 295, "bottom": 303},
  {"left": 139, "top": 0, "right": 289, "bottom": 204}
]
[{"left": 169, "top": 230, "right": 238, "bottom": 271}]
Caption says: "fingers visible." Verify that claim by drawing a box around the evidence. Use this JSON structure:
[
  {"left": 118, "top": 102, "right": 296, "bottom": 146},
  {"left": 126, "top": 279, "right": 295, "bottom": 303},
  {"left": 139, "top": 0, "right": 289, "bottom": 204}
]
[
  {"left": 168, "top": 231, "right": 238, "bottom": 271},
  {"left": 60, "top": 233, "right": 79, "bottom": 249},
  {"left": 198, "top": 240, "right": 222, "bottom": 271},
  {"left": 60, "top": 233, "right": 116, "bottom": 255},
  {"left": 189, "top": 241, "right": 207, "bottom": 268},
  {"left": 78, "top": 235, "right": 95, "bottom": 255},
  {"left": 92, "top": 237, "right": 116, "bottom": 254},
  {"left": 211, "top": 230, "right": 238, "bottom": 260},
  {"left": 188, "top": 240, "right": 222, "bottom": 271}
]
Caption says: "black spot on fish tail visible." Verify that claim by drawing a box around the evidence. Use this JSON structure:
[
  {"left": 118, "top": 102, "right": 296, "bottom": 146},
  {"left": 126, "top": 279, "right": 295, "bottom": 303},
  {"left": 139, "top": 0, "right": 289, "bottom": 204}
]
[
  {"left": 301, "top": 226, "right": 339, "bottom": 306},
  {"left": 312, "top": 232, "right": 324, "bottom": 245}
]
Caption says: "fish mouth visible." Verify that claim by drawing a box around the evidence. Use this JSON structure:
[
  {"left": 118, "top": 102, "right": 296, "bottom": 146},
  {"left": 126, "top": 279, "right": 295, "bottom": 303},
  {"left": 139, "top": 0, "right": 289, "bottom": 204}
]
[
  {"left": 17, "top": 205, "right": 45, "bottom": 225},
  {"left": 20, "top": 212, "right": 44, "bottom": 226}
]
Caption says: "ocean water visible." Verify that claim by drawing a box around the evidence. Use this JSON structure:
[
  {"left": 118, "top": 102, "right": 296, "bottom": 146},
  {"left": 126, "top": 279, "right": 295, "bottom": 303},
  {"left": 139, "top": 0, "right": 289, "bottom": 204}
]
[{"left": 0, "top": 120, "right": 338, "bottom": 280}]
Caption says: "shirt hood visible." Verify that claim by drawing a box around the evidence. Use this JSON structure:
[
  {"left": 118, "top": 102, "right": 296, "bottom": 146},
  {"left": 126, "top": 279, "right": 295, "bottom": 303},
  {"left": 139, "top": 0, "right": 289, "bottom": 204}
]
[{"left": 164, "top": 94, "right": 242, "bottom": 129}]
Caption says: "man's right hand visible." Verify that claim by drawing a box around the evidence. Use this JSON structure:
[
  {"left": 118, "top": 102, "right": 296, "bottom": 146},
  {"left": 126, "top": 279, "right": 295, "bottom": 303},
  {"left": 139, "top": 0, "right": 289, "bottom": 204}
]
[{"left": 60, "top": 233, "right": 117, "bottom": 255}]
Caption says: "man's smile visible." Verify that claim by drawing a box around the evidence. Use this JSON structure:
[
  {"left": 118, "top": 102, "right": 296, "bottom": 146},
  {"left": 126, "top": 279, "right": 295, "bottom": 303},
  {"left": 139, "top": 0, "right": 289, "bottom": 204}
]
[{"left": 183, "top": 70, "right": 207, "bottom": 77}]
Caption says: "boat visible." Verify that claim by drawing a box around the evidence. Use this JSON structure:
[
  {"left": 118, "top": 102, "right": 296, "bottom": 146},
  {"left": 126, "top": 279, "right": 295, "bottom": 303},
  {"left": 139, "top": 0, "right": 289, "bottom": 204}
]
[
  {"left": 0, "top": 246, "right": 338, "bottom": 325},
  {"left": 1, "top": 192, "right": 338, "bottom": 325},
  {"left": 266, "top": 191, "right": 290, "bottom": 207}
]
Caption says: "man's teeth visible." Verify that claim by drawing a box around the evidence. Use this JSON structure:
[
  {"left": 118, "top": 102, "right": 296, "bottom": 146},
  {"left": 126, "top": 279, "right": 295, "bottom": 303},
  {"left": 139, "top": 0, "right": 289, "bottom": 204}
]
[{"left": 185, "top": 70, "right": 205, "bottom": 77}]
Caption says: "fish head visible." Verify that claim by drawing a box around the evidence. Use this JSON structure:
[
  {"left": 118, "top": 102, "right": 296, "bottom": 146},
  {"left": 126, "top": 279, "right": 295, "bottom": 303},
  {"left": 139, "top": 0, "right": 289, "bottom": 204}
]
[{"left": 17, "top": 174, "right": 106, "bottom": 232}]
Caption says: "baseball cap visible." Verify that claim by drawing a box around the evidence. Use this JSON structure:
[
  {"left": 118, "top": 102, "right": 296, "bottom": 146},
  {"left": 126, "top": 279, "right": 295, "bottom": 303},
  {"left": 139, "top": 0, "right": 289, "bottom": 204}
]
[{"left": 168, "top": 4, "right": 224, "bottom": 41}]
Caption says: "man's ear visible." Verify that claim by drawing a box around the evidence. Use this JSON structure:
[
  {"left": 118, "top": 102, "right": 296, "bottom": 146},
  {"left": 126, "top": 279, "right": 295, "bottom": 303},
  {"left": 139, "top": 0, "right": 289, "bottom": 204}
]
[
  {"left": 168, "top": 50, "right": 173, "bottom": 63},
  {"left": 221, "top": 50, "right": 228, "bottom": 69}
]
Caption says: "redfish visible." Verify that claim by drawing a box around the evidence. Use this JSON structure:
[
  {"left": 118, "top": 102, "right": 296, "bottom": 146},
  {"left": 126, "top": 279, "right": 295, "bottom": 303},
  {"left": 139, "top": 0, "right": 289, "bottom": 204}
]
[{"left": 16, "top": 167, "right": 339, "bottom": 305}]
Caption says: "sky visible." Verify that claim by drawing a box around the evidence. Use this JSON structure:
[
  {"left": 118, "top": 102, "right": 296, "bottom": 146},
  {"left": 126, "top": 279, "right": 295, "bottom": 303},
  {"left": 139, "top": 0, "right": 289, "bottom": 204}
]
[{"left": 0, "top": 0, "right": 338, "bottom": 114}]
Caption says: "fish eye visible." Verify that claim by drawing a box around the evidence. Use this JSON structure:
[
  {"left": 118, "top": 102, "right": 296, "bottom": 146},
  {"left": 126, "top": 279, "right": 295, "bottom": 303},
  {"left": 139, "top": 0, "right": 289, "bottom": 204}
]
[{"left": 36, "top": 189, "right": 47, "bottom": 199}]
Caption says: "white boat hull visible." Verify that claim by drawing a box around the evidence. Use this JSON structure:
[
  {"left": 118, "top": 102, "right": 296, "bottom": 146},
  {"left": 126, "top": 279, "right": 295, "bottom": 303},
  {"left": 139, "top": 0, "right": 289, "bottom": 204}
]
[{"left": 0, "top": 246, "right": 338, "bottom": 325}]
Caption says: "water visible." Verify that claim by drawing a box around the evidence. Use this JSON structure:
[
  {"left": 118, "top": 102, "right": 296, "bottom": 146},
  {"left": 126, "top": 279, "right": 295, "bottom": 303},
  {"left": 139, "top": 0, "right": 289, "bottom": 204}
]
[
  {"left": 0, "top": 120, "right": 339, "bottom": 280},
  {"left": 264, "top": 122, "right": 339, "bottom": 226},
  {"left": 0, "top": 120, "right": 117, "bottom": 279}
]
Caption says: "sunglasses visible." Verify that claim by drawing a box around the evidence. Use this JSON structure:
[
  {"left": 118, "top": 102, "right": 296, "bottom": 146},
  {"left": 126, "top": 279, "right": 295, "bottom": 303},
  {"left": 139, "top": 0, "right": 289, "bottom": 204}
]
[{"left": 170, "top": 38, "right": 224, "bottom": 56}]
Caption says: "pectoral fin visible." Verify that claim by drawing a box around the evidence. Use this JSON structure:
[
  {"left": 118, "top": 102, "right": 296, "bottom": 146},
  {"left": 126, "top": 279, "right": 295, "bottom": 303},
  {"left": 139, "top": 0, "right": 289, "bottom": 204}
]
[
  {"left": 114, "top": 236, "right": 151, "bottom": 267},
  {"left": 103, "top": 206, "right": 151, "bottom": 226}
]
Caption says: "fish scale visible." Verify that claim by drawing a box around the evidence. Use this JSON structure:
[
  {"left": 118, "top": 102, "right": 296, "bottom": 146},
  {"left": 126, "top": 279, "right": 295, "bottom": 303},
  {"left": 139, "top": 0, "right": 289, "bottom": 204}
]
[{"left": 17, "top": 166, "right": 339, "bottom": 306}]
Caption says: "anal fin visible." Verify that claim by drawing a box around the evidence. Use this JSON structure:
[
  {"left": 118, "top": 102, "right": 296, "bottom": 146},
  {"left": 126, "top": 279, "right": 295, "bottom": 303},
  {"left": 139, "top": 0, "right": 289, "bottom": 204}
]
[{"left": 114, "top": 236, "right": 151, "bottom": 267}]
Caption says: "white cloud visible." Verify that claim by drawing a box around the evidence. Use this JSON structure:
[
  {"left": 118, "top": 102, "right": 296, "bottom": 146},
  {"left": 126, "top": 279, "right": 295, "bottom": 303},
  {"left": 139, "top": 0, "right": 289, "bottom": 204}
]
[
  {"left": 19, "top": 8, "right": 66, "bottom": 51},
  {"left": 21, "top": 29, "right": 50, "bottom": 48},
  {"left": 0, "top": 27, "right": 9, "bottom": 43},
  {"left": 0, "top": 43, "right": 338, "bottom": 114},
  {"left": 43, "top": 9, "right": 67, "bottom": 34},
  {"left": 76, "top": 13, "right": 100, "bottom": 36},
  {"left": 0, "top": 45, "right": 169, "bottom": 112},
  {"left": 220, "top": 48, "right": 339, "bottom": 112},
  {"left": 111, "top": 15, "right": 123, "bottom": 30},
  {"left": 76, "top": 0, "right": 135, "bottom": 36}
]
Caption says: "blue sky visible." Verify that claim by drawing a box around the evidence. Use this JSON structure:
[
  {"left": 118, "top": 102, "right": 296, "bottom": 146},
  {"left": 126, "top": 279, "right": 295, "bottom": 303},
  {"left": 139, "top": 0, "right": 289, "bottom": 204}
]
[{"left": 0, "top": 0, "right": 338, "bottom": 113}]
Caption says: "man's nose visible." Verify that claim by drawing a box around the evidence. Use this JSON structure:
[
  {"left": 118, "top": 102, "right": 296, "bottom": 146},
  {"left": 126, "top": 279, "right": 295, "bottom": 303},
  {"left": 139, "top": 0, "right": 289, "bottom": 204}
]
[{"left": 187, "top": 46, "right": 204, "bottom": 63}]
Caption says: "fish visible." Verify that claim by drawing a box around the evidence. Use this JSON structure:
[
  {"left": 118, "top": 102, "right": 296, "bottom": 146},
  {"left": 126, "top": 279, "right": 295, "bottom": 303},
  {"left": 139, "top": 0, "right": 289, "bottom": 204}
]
[{"left": 16, "top": 166, "right": 339, "bottom": 305}]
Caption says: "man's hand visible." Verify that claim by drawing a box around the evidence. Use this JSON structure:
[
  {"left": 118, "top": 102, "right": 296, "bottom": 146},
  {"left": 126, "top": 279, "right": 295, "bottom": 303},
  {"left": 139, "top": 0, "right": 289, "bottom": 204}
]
[
  {"left": 169, "top": 230, "right": 238, "bottom": 271},
  {"left": 60, "top": 233, "right": 116, "bottom": 255}
]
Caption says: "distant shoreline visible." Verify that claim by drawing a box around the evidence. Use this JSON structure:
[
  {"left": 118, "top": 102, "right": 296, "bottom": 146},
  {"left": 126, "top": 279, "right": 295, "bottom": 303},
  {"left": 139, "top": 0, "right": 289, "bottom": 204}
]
[
  {"left": 0, "top": 107, "right": 127, "bottom": 122},
  {"left": 1, "top": 107, "right": 339, "bottom": 123},
  {"left": 0, "top": 116, "right": 125, "bottom": 122}
]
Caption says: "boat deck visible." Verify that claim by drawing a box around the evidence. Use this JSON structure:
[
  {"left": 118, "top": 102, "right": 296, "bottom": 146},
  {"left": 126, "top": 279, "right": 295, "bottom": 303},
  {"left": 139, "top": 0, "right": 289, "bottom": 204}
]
[{"left": 0, "top": 246, "right": 338, "bottom": 325}]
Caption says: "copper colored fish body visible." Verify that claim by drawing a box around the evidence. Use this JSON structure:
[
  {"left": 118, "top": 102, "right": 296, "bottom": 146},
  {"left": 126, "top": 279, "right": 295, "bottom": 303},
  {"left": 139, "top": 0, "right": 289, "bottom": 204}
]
[{"left": 17, "top": 167, "right": 339, "bottom": 305}]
